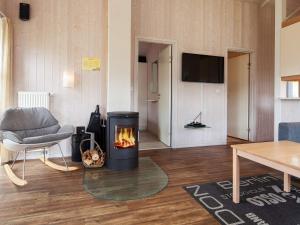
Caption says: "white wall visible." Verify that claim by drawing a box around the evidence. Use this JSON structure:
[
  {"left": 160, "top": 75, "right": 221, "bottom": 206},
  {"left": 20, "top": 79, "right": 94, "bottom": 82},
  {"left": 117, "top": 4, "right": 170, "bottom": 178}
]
[
  {"left": 107, "top": 0, "right": 132, "bottom": 112},
  {"left": 2, "top": 0, "right": 277, "bottom": 156},
  {"left": 281, "top": 22, "right": 300, "bottom": 77},
  {"left": 7, "top": 0, "right": 108, "bottom": 126},
  {"left": 281, "top": 101, "right": 300, "bottom": 122},
  {"left": 132, "top": 0, "right": 261, "bottom": 148},
  {"left": 5, "top": 0, "right": 108, "bottom": 157},
  {"left": 138, "top": 62, "right": 147, "bottom": 130},
  {"left": 274, "top": 0, "right": 300, "bottom": 137},
  {"left": 279, "top": 20, "right": 300, "bottom": 123}
]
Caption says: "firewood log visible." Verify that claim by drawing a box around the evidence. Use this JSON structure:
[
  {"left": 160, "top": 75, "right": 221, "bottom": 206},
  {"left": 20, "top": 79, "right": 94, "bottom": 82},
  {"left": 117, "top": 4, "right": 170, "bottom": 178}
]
[
  {"left": 84, "top": 158, "right": 93, "bottom": 166},
  {"left": 83, "top": 151, "right": 90, "bottom": 159},
  {"left": 90, "top": 149, "right": 100, "bottom": 161},
  {"left": 83, "top": 151, "right": 94, "bottom": 166}
]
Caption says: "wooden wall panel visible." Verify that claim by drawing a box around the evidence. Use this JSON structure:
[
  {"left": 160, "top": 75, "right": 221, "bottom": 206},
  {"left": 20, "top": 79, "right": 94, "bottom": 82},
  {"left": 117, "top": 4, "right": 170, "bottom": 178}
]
[
  {"left": 256, "top": 3, "right": 275, "bottom": 141},
  {"left": 6, "top": 0, "right": 107, "bottom": 126},
  {"left": 132, "top": 0, "right": 274, "bottom": 146},
  {"left": 2, "top": 0, "right": 275, "bottom": 149},
  {"left": 0, "top": 0, "right": 5, "bottom": 12}
]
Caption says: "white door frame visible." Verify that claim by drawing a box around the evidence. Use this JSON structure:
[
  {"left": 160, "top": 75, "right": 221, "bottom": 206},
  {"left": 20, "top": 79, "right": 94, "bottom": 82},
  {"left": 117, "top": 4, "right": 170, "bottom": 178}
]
[
  {"left": 134, "top": 37, "right": 178, "bottom": 147},
  {"left": 226, "top": 48, "right": 255, "bottom": 141}
]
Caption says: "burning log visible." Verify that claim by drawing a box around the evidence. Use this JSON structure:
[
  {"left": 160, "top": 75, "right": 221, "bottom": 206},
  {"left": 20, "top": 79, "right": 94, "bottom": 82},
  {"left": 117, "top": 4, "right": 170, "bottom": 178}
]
[{"left": 114, "top": 128, "right": 136, "bottom": 149}]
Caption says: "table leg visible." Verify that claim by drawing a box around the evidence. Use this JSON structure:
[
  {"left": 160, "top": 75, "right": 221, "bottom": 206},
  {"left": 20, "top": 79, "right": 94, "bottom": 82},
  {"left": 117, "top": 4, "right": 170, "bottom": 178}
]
[
  {"left": 233, "top": 148, "right": 240, "bottom": 203},
  {"left": 284, "top": 173, "right": 291, "bottom": 192}
]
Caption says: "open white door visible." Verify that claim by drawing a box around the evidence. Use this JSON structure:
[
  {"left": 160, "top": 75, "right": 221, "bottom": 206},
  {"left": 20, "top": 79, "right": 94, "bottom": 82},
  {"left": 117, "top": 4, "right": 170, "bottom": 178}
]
[
  {"left": 228, "top": 54, "right": 249, "bottom": 140},
  {"left": 138, "top": 63, "right": 148, "bottom": 130},
  {"left": 158, "top": 45, "right": 172, "bottom": 146}
]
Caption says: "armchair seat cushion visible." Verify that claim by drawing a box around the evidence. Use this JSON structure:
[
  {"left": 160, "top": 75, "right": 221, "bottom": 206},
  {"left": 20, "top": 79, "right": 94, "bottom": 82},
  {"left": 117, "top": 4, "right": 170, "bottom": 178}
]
[
  {"left": 1, "top": 131, "right": 23, "bottom": 143},
  {"left": 22, "top": 125, "right": 74, "bottom": 144},
  {"left": 23, "top": 132, "right": 72, "bottom": 144}
]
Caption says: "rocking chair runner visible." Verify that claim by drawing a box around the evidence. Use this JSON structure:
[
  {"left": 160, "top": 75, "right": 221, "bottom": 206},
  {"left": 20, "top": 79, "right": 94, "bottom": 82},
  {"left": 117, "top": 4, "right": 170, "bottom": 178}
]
[{"left": 0, "top": 107, "right": 79, "bottom": 186}]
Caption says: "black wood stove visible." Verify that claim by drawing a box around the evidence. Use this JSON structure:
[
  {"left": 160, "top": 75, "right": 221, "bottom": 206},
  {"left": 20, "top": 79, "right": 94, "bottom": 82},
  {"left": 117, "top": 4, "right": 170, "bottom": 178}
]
[{"left": 106, "top": 112, "right": 139, "bottom": 171}]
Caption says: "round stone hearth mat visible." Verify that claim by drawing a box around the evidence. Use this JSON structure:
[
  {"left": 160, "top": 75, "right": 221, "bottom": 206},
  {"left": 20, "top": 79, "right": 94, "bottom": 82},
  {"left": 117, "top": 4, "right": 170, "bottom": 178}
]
[{"left": 83, "top": 157, "right": 168, "bottom": 201}]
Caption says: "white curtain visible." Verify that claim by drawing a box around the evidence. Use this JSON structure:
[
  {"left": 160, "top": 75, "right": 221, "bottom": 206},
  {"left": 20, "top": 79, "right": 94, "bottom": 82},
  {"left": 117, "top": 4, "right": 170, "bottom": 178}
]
[{"left": 0, "top": 17, "right": 13, "bottom": 164}]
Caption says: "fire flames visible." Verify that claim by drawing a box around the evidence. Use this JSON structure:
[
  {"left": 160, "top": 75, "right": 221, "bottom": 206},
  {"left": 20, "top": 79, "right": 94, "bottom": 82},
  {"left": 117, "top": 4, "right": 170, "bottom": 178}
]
[{"left": 115, "top": 128, "right": 136, "bottom": 149}]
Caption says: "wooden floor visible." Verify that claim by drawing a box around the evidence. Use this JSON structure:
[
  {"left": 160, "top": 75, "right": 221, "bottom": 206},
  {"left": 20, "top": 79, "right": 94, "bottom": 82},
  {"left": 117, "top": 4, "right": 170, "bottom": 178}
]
[
  {"left": 227, "top": 136, "right": 249, "bottom": 145},
  {"left": 0, "top": 145, "right": 278, "bottom": 225}
]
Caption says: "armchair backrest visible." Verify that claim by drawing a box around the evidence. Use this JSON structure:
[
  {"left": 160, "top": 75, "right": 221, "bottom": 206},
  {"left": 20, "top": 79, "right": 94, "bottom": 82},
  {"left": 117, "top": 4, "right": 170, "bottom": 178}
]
[{"left": 0, "top": 107, "right": 60, "bottom": 138}]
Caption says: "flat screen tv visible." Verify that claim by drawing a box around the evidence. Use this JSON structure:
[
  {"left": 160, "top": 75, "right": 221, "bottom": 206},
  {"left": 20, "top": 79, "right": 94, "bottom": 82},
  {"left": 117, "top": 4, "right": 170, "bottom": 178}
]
[{"left": 182, "top": 53, "right": 224, "bottom": 83}]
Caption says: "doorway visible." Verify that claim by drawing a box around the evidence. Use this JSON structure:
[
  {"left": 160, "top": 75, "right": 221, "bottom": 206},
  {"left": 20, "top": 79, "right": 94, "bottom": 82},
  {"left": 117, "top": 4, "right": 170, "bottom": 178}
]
[
  {"left": 136, "top": 41, "right": 172, "bottom": 150},
  {"left": 227, "top": 51, "right": 251, "bottom": 144}
]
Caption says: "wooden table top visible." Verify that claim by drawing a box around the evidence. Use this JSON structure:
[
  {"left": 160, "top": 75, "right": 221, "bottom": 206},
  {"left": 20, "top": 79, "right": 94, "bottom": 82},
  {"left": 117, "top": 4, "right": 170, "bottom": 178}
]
[{"left": 231, "top": 141, "right": 300, "bottom": 170}]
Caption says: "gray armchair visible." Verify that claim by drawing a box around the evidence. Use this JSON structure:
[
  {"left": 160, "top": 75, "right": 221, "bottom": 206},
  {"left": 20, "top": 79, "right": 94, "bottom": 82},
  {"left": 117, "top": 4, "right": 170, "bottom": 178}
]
[
  {"left": 278, "top": 122, "right": 300, "bottom": 143},
  {"left": 0, "top": 107, "right": 78, "bottom": 186}
]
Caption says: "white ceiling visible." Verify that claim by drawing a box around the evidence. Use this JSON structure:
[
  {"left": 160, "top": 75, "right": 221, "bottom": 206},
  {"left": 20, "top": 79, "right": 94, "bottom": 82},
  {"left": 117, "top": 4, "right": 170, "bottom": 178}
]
[{"left": 138, "top": 42, "right": 168, "bottom": 56}]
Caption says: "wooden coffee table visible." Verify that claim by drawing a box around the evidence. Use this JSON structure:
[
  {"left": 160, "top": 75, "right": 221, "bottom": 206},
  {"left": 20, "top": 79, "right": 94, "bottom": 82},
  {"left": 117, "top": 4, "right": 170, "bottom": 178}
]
[{"left": 231, "top": 141, "right": 300, "bottom": 203}]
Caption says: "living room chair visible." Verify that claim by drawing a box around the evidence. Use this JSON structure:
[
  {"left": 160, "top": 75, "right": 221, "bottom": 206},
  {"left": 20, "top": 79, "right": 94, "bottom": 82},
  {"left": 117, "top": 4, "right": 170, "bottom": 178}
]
[
  {"left": 279, "top": 122, "right": 300, "bottom": 143},
  {"left": 0, "top": 107, "right": 78, "bottom": 186}
]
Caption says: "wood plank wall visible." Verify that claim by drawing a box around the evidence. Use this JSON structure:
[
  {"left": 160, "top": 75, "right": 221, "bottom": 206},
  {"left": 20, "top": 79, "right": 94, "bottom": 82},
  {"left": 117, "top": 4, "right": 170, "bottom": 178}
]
[
  {"left": 5, "top": 0, "right": 107, "bottom": 126},
  {"left": 2, "top": 0, "right": 275, "bottom": 147},
  {"left": 256, "top": 3, "right": 275, "bottom": 141},
  {"left": 0, "top": 0, "right": 5, "bottom": 11},
  {"left": 132, "top": 0, "right": 275, "bottom": 146}
]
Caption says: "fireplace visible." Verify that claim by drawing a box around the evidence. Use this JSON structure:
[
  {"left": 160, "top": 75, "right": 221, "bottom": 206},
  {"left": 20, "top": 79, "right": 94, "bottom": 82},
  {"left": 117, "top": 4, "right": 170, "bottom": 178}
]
[{"left": 106, "top": 112, "right": 139, "bottom": 170}]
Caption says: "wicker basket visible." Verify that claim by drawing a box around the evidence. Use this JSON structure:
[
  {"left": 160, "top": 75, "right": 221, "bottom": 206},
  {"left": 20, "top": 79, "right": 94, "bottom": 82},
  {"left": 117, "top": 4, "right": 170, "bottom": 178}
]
[{"left": 80, "top": 139, "right": 105, "bottom": 168}]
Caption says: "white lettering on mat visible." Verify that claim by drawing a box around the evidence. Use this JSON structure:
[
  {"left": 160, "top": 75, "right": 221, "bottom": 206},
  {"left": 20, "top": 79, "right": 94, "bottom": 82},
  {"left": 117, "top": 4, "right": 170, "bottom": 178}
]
[
  {"left": 186, "top": 185, "right": 208, "bottom": 197},
  {"left": 199, "top": 196, "right": 224, "bottom": 210},
  {"left": 215, "top": 209, "right": 245, "bottom": 225},
  {"left": 245, "top": 213, "right": 269, "bottom": 225},
  {"left": 246, "top": 193, "right": 286, "bottom": 206},
  {"left": 186, "top": 185, "right": 245, "bottom": 225},
  {"left": 269, "top": 185, "right": 300, "bottom": 203},
  {"left": 217, "top": 176, "right": 279, "bottom": 190}
]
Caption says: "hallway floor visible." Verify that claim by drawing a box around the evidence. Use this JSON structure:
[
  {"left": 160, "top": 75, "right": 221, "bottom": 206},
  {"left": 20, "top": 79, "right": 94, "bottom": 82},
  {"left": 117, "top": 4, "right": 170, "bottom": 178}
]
[{"left": 139, "top": 130, "right": 169, "bottom": 150}]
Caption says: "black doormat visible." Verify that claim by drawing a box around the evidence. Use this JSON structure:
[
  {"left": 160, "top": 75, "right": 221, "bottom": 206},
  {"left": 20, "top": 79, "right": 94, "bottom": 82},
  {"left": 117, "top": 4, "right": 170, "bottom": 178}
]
[{"left": 184, "top": 174, "right": 300, "bottom": 225}]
